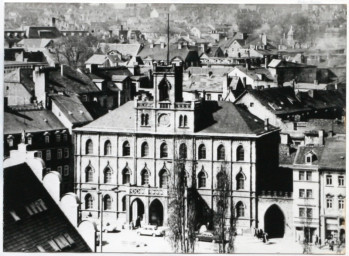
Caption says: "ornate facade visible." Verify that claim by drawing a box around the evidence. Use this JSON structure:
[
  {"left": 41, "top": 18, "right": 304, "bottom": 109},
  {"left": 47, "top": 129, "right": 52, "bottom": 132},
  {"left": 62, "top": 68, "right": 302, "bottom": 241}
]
[{"left": 74, "top": 63, "right": 280, "bottom": 233}]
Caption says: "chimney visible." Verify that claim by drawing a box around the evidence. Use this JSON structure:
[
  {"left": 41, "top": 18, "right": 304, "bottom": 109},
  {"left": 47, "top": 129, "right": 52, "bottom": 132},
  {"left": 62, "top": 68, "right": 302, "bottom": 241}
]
[
  {"left": 61, "top": 64, "right": 65, "bottom": 77},
  {"left": 264, "top": 56, "right": 268, "bottom": 68},
  {"left": 262, "top": 33, "right": 267, "bottom": 46},
  {"left": 243, "top": 77, "right": 247, "bottom": 87},
  {"left": 52, "top": 17, "right": 56, "bottom": 27},
  {"left": 33, "top": 67, "right": 46, "bottom": 108},
  {"left": 264, "top": 118, "right": 269, "bottom": 131},
  {"left": 318, "top": 130, "right": 324, "bottom": 145}
]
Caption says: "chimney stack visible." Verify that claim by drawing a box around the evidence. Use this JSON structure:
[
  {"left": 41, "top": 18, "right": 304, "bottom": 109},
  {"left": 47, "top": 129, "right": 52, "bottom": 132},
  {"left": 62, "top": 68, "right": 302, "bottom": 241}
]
[
  {"left": 33, "top": 67, "right": 46, "bottom": 108},
  {"left": 52, "top": 17, "right": 56, "bottom": 27},
  {"left": 262, "top": 33, "right": 267, "bottom": 46},
  {"left": 243, "top": 77, "right": 247, "bottom": 88},
  {"left": 318, "top": 130, "right": 324, "bottom": 145},
  {"left": 264, "top": 56, "right": 268, "bottom": 68},
  {"left": 61, "top": 64, "right": 64, "bottom": 77}
]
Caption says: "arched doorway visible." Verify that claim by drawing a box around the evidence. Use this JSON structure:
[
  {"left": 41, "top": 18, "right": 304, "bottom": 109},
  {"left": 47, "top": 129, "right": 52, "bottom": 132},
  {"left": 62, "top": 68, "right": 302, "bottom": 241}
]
[
  {"left": 149, "top": 199, "right": 164, "bottom": 226},
  {"left": 130, "top": 198, "right": 144, "bottom": 225},
  {"left": 264, "top": 204, "right": 285, "bottom": 238}
]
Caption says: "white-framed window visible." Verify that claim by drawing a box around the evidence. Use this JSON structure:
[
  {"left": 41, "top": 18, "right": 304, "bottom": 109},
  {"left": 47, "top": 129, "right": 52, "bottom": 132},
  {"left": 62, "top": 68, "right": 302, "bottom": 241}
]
[
  {"left": 339, "top": 199, "right": 344, "bottom": 209},
  {"left": 299, "top": 171, "right": 305, "bottom": 180},
  {"left": 64, "top": 148, "right": 69, "bottom": 158},
  {"left": 306, "top": 189, "right": 313, "bottom": 198},
  {"left": 338, "top": 176, "right": 344, "bottom": 186},
  {"left": 306, "top": 171, "right": 312, "bottom": 181},
  {"left": 7, "top": 137, "right": 14, "bottom": 147},
  {"left": 327, "top": 198, "right": 333, "bottom": 208},
  {"left": 45, "top": 135, "right": 50, "bottom": 144},
  {"left": 27, "top": 136, "right": 33, "bottom": 145},
  {"left": 56, "top": 134, "right": 61, "bottom": 143},
  {"left": 64, "top": 165, "right": 69, "bottom": 176},
  {"left": 46, "top": 150, "right": 51, "bottom": 160},
  {"left": 299, "top": 189, "right": 305, "bottom": 198},
  {"left": 57, "top": 166, "right": 62, "bottom": 175},
  {"left": 57, "top": 149, "right": 62, "bottom": 159},
  {"left": 299, "top": 207, "right": 305, "bottom": 217},
  {"left": 307, "top": 208, "right": 313, "bottom": 218}
]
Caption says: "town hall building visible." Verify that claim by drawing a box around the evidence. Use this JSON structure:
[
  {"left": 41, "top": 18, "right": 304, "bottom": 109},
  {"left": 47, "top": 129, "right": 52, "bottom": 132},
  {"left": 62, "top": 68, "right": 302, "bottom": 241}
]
[{"left": 73, "top": 63, "right": 283, "bottom": 235}]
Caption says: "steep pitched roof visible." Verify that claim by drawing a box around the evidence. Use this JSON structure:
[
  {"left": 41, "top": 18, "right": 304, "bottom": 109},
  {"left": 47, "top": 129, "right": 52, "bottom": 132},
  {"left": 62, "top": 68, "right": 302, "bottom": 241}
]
[
  {"left": 294, "top": 145, "right": 324, "bottom": 165},
  {"left": 319, "top": 136, "right": 346, "bottom": 170},
  {"left": 85, "top": 54, "right": 108, "bottom": 65},
  {"left": 17, "top": 39, "right": 53, "bottom": 49},
  {"left": 4, "top": 163, "right": 92, "bottom": 252},
  {"left": 183, "top": 75, "right": 225, "bottom": 92},
  {"left": 4, "top": 109, "right": 66, "bottom": 135},
  {"left": 51, "top": 94, "right": 94, "bottom": 125},
  {"left": 98, "top": 43, "right": 141, "bottom": 56},
  {"left": 234, "top": 66, "right": 275, "bottom": 81},
  {"left": 79, "top": 100, "right": 277, "bottom": 136}
]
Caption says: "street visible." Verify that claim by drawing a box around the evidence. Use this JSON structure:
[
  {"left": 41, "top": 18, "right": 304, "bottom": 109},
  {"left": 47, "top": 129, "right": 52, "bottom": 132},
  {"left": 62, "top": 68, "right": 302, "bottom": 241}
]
[{"left": 98, "top": 229, "right": 344, "bottom": 254}]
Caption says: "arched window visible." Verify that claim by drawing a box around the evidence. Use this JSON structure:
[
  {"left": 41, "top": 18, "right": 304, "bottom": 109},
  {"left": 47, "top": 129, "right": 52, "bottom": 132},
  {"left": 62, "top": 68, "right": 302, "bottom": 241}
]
[
  {"left": 141, "top": 114, "right": 145, "bottom": 125},
  {"left": 198, "top": 144, "right": 206, "bottom": 159},
  {"left": 141, "top": 169, "right": 149, "bottom": 185},
  {"left": 123, "top": 141, "right": 130, "bottom": 156},
  {"left": 217, "top": 145, "right": 225, "bottom": 160},
  {"left": 122, "top": 168, "right": 130, "bottom": 184},
  {"left": 179, "top": 143, "right": 187, "bottom": 159},
  {"left": 198, "top": 171, "right": 206, "bottom": 188},
  {"left": 179, "top": 115, "right": 183, "bottom": 127},
  {"left": 122, "top": 196, "right": 126, "bottom": 211},
  {"left": 184, "top": 115, "right": 188, "bottom": 127},
  {"left": 236, "top": 201, "right": 244, "bottom": 217},
  {"left": 86, "top": 139, "right": 93, "bottom": 155},
  {"left": 85, "top": 166, "right": 93, "bottom": 182},
  {"left": 236, "top": 172, "right": 244, "bottom": 190},
  {"left": 141, "top": 142, "right": 149, "bottom": 157},
  {"left": 104, "top": 195, "right": 112, "bottom": 210},
  {"left": 237, "top": 145, "right": 244, "bottom": 161},
  {"left": 104, "top": 140, "right": 112, "bottom": 155},
  {"left": 104, "top": 168, "right": 112, "bottom": 183},
  {"left": 159, "top": 78, "right": 171, "bottom": 101},
  {"left": 85, "top": 194, "right": 93, "bottom": 209},
  {"left": 160, "top": 143, "right": 168, "bottom": 158},
  {"left": 159, "top": 169, "right": 169, "bottom": 188}
]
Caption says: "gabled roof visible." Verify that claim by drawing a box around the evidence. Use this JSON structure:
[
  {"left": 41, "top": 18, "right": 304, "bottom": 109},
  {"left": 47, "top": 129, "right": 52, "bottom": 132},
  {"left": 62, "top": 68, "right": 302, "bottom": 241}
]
[
  {"left": 4, "top": 109, "right": 66, "bottom": 135},
  {"left": 268, "top": 59, "right": 316, "bottom": 68},
  {"left": 234, "top": 66, "right": 275, "bottom": 81},
  {"left": 51, "top": 94, "right": 94, "bottom": 125},
  {"left": 297, "top": 90, "right": 346, "bottom": 110},
  {"left": 138, "top": 43, "right": 199, "bottom": 62},
  {"left": 319, "top": 136, "right": 346, "bottom": 170},
  {"left": 294, "top": 145, "right": 324, "bottom": 165},
  {"left": 183, "top": 74, "right": 225, "bottom": 93},
  {"left": 4, "top": 163, "right": 91, "bottom": 252},
  {"left": 48, "top": 65, "right": 100, "bottom": 95},
  {"left": 98, "top": 43, "right": 142, "bottom": 56},
  {"left": 78, "top": 100, "right": 278, "bottom": 136},
  {"left": 85, "top": 54, "right": 108, "bottom": 65}
]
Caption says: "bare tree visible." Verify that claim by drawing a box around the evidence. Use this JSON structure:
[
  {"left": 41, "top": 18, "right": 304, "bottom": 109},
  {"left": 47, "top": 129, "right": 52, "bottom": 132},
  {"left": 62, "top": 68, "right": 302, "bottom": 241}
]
[
  {"left": 213, "top": 164, "right": 236, "bottom": 253},
  {"left": 167, "top": 140, "right": 197, "bottom": 253}
]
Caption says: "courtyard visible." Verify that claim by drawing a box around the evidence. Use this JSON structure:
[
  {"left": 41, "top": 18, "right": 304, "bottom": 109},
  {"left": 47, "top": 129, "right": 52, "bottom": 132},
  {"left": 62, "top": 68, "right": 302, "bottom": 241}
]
[{"left": 98, "top": 229, "right": 344, "bottom": 254}]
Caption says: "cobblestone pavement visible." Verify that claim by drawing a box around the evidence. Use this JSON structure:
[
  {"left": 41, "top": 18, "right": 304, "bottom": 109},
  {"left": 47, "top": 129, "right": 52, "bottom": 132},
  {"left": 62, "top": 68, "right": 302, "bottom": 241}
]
[{"left": 99, "top": 229, "right": 344, "bottom": 254}]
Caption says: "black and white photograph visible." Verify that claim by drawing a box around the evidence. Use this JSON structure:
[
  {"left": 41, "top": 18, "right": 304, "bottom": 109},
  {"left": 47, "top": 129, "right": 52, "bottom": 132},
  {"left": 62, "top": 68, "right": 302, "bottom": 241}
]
[{"left": 2, "top": 1, "right": 347, "bottom": 254}]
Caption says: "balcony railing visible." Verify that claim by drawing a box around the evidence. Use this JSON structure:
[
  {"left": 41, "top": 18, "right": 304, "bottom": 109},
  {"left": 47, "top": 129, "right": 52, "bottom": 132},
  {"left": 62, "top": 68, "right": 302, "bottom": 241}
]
[
  {"left": 127, "top": 187, "right": 168, "bottom": 197},
  {"left": 259, "top": 190, "right": 293, "bottom": 198}
]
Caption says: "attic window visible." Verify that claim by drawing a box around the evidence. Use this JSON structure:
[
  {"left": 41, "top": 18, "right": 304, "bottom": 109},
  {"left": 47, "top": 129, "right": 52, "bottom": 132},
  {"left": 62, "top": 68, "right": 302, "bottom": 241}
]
[
  {"left": 48, "top": 240, "right": 61, "bottom": 252},
  {"left": 268, "top": 102, "right": 282, "bottom": 110},
  {"left": 287, "top": 97, "right": 295, "bottom": 104},
  {"left": 25, "top": 199, "right": 48, "bottom": 216},
  {"left": 9, "top": 210, "right": 21, "bottom": 221},
  {"left": 36, "top": 245, "right": 46, "bottom": 252},
  {"left": 305, "top": 151, "right": 317, "bottom": 164}
]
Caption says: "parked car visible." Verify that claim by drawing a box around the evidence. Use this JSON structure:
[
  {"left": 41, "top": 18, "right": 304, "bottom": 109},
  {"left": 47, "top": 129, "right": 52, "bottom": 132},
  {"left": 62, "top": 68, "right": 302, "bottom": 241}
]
[
  {"left": 137, "top": 225, "right": 164, "bottom": 237},
  {"left": 195, "top": 230, "right": 227, "bottom": 243}
]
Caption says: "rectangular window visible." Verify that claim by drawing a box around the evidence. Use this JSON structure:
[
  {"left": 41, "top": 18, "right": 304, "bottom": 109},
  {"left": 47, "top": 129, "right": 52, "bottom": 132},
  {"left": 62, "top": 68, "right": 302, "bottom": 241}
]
[
  {"left": 57, "top": 149, "right": 62, "bottom": 159},
  {"left": 339, "top": 199, "right": 344, "bottom": 209},
  {"left": 57, "top": 166, "right": 62, "bottom": 175},
  {"left": 45, "top": 135, "right": 50, "bottom": 144},
  {"left": 63, "top": 134, "right": 68, "bottom": 142},
  {"left": 307, "top": 208, "right": 313, "bottom": 218},
  {"left": 56, "top": 134, "right": 61, "bottom": 143},
  {"left": 299, "top": 171, "right": 305, "bottom": 181},
  {"left": 326, "top": 175, "right": 332, "bottom": 185},
  {"left": 299, "top": 189, "right": 305, "bottom": 198},
  {"left": 28, "top": 137, "right": 32, "bottom": 145},
  {"left": 64, "top": 165, "right": 69, "bottom": 176},
  {"left": 46, "top": 150, "right": 51, "bottom": 160},
  {"left": 206, "top": 94, "right": 211, "bottom": 100},
  {"left": 218, "top": 94, "right": 223, "bottom": 101},
  {"left": 250, "top": 102, "right": 254, "bottom": 107},
  {"left": 299, "top": 207, "right": 305, "bottom": 217},
  {"left": 327, "top": 198, "right": 333, "bottom": 208},
  {"left": 338, "top": 176, "right": 344, "bottom": 186},
  {"left": 306, "top": 189, "right": 313, "bottom": 198},
  {"left": 306, "top": 171, "right": 312, "bottom": 181},
  {"left": 64, "top": 148, "right": 69, "bottom": 158}
]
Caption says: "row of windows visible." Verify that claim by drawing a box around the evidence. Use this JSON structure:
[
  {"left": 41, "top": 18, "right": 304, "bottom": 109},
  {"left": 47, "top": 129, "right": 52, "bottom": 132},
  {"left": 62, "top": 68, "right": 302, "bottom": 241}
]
[
  {"left": 326, "top": 175, "right": 345, "bottom": 186},
  {"left": 45, "top": 165, "right": 69, "bottom": 176},
  {"left": 326, "top": 198, "right": 345, "bottom": 209},
  {"left": 7, "top": 133, "right": 68, "bottom": 147},
  {"left": 36, "top": 148, "right": 69, "bottom": 160},
  {"left": 86, "top": 139, "right": 246, "bottom": 161},
  {"left": 299, "top": 171, "right": 312, "bottom": 181},
  {"left": 299, "top": 189, "right": 313, "bottom": 198},
  {"left": 299, "top": 208, "right": 313, "bottom": 218},
  {"left": 85, "top": 166, "right": 246, "bottom": 190},
  {"left": 84, "top": 193, "right": 246, "bottom": 217}
]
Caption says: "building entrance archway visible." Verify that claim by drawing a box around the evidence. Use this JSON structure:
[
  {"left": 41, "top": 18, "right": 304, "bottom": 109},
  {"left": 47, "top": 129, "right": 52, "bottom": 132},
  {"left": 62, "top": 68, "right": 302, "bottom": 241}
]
[
  {"left": 130, "top": 198, "right": 144, "bottom": 227},
  {"left": 264, "top": 204, "right": 285, "bottom": 238},
  {"left": 149, "top": 199, "right": 164, "bottom": 226}
]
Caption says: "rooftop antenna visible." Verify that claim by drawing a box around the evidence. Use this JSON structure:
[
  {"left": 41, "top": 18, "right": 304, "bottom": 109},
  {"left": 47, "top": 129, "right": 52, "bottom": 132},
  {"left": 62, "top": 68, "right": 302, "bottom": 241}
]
[{"left": 167, "top": 12, "right": 170, "bottom": 65}]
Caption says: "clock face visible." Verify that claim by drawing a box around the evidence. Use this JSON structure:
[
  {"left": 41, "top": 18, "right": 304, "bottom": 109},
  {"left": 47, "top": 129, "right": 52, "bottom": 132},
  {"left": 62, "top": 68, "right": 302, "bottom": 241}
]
[{"left": 158, "top": 114, "right": 170, "bottom": 127}]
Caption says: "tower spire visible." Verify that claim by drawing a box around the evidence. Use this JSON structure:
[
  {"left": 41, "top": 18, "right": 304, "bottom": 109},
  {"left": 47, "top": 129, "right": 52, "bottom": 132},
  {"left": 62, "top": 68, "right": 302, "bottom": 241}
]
[{"left": 167, "top": 12, "right": 170, "bottom": 65}]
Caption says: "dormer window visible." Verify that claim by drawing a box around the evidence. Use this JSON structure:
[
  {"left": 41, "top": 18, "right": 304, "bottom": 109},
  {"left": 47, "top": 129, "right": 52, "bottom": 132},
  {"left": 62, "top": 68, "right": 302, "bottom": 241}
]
[
  {"left": 305, "top": 151, "right": 317, "bottom": 164},
  {"left": 7, "top": 135, "right": 14, "bottom": 147}
]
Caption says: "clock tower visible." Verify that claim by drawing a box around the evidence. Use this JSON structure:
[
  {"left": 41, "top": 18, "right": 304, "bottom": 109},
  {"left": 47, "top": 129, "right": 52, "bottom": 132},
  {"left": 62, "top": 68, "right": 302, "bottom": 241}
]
[{"left": 135, "top": 63, "right": 201, "bottom": 134}]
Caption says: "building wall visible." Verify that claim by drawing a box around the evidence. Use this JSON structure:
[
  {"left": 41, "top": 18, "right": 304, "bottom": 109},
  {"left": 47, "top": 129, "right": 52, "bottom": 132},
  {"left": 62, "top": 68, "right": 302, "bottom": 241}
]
[{"left": 4, "top": 82, "right": 32, "bottom": 106}]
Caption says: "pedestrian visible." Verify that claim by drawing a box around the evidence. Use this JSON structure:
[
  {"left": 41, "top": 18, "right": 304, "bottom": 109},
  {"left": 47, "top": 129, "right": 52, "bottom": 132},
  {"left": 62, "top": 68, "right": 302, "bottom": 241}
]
[
  {"left": 135, "top": 216, "right": 141, "bottom": 228},
  {"left": 265, "top": 232, "right": 269, "bottom": 242},
  {"left": 263, "top": 233, "right": 266, "bottom": 243},
  {"left": 254, "top": 228, "right": 258, "bottom": 237},
  {"left": 319, "top": 238, "right": 321, "bottom": 246}
]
